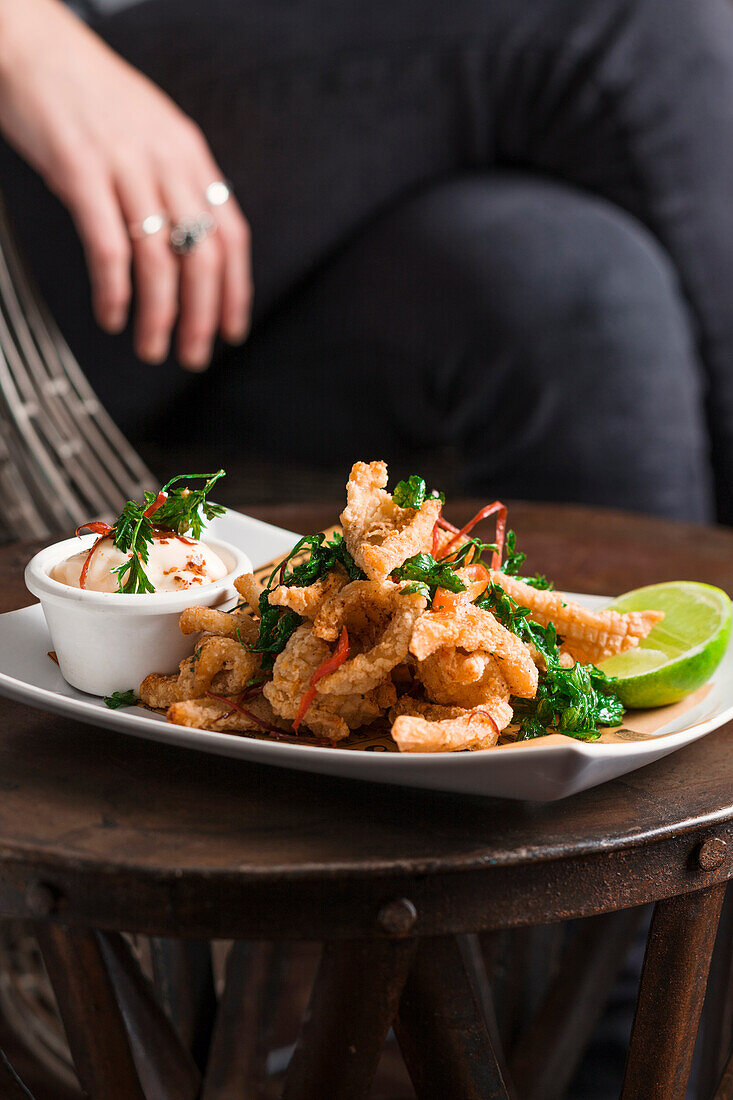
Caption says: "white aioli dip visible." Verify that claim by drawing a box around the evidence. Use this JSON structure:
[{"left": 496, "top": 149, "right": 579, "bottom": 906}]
[{"left": 51, "top": 535, "right": 229, "bottom": 593}]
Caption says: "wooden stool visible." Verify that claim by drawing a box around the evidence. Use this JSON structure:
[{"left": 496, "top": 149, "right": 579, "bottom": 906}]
[{"left": 1, "top": 501, "right": 732, "bottom": 1099}]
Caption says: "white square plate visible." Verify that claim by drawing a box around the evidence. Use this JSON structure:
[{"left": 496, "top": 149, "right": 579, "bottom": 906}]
[{"left": 1, "top": 509, "right": 732, "bottom": 801}]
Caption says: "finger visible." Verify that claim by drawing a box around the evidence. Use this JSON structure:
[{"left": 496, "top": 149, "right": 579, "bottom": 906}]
[
  {"left": 187, "top": 138, "right": 252, "bottom": 342},
  {"left": 163, "top": 180, "right": 223, "bottom": 370},
  {"left": 213, "top": 196, "right": 253, "bottom": 344},
  {"left": 67, "top": 172, "right": 132, "bottom": 334},
  {"left": 116, "top": 171, "right": 179, "bottom": 364}
]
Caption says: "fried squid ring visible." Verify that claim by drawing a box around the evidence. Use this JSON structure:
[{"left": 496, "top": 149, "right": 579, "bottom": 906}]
[
  {"left": 139, "top": 635, "right": 261, "bottom": 707},
  {"left": 389, "top": 697, "right": 511, "bottom": 753},
  {"left": 416, "top": 648, "right": 512, "bottom": 709},
  {"left": 268, "top": 571, "right": 347, "bottom": 620},
  {"left": 339, "top": 460, "right": 442, "bottom": 581},
  {"left": 263, "top": 623, "right": 390, "bottom": 741},
  {"left": 179, "top": 605, "right": 259, "bottom": 642},
  {"left": 234, "top": 573, "right": 265, "bottom": 615},
  {"left": 312, "top": 580, "right": 427, "bottom": 695},
  {"left": 167, "top": 692, "right": 288, "bottom": 733},
  {"left": 409, "top": 602, "right": 538, "bottom": 699}
]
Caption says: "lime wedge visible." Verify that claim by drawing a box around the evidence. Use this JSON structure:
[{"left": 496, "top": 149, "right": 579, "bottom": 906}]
[{"left": 598, "top": 581, "right": 731, "bottom": 708}]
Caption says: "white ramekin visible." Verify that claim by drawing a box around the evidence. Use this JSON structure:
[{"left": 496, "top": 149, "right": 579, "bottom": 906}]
[{"left": 25, "top": 534, "right": 252, "bottom": 697}]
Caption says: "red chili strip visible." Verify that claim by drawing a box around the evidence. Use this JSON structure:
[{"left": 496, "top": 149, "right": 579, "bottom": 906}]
[
  {"left": 472, "top": 708, "right": 500, "bottom": 737},
  {"left": 439, "top": 501, "right": 507, "bottom": 569},
  {"left": 293, "top": 626, "right": 350, "bottom": 733},
  {"left": 436, "top": 515, "right": 460, "bottom": 532},
  {"left": 143, "top": 490, "right": 167, "bottom": 519},
  {"left": 75, "top": 521, "right": 112, "bottom": 539},
  {"left": 431, "top": 519, "right": 441, "bottom": 557},
  {"left": 79, "top": 535, "right": 108, "bottom": 589},
  {"left": 206, "top": 692, "right": 283, "bottom": 734}
]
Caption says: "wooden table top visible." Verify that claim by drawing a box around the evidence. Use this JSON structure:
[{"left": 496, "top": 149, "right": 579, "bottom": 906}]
[{"left": 1, "top": 500, "right": 732, "bottom": 939}]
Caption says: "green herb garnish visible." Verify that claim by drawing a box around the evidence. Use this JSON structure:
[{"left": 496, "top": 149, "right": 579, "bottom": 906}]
[
  {"left": 269, "top": 532, "right": 364, "bottom": 589},
  {"left": 93, "top": 470, "right": 225, "bottom": 593},
  {"left": 393, "top": 553, "right": 467, "bottom": 603},
  {"left": 500, "top": 530, "right": 552, "bottom": 590},
  {"left": 475, "top": 581, "right": 624, "bottom": 740},
  {"left": 392, "top": 475, "right": 445, "bottom": 509},
  {"left": 104, "top": 689, "right": 138, "bottom": 709},
  {"left": 250, "top": 532, "right": 365, "bottom": 670},
  {"left": 513, "top": 663, "right": 624, "bottom": 741}
]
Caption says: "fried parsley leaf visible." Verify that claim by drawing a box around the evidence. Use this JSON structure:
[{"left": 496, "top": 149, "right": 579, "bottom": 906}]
[
  {"left": 269, "top": 532, "right": 365, "bottom": 589},
  {"left": 250, "top": 591, "right": 302, "bottom": 671},
  {"left": 475, "top": 581, "right": 623, "bottom": 741},
  {"left": 392, "top": 475, "right": 445, "bottom": 509},
  {"left": 393, "top": 552, "right": 467, "bottom": 603},
  {"left": 514, "top": 664, "right": 624, "bottom": 742},
  {"left": 500, "top": 530, "right": 552, "bottom": 590},
  {"left": 104, "top": 689, "right": 138, "bottom": 709}
]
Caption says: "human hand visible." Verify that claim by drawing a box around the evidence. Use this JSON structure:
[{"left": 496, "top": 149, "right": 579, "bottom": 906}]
[{"left": 0, "top": 0, "right": 252, "bottom": 369}]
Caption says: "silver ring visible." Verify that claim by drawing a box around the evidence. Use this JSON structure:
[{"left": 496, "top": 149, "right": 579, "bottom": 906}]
[
  {"left": 205, "top": 180, "right": 231, "bottom": 207},
  {"left": 128, "top": 213, "right": 168, "bottom": 241},
  {"left": 169, "top": 211, "right": 215, "bottom": 256}
]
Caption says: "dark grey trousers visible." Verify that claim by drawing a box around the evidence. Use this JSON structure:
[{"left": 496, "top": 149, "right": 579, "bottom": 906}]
[{"left": 4, "top": 0, "right": 733, "bottom": 523}]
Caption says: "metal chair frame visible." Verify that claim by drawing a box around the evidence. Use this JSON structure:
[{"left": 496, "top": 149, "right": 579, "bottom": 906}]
[{"left": 0, "top": 195, "right": 154, "bottom": 541}]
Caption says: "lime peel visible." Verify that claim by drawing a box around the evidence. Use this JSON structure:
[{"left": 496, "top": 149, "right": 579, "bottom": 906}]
[{"left": 599, "top": 581, "right": 732, "bottom": 708}]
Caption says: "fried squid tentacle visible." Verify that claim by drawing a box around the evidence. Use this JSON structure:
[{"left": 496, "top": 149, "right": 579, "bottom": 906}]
[{"left": 490, "top": 572, "right": 663, "bottom": 665}]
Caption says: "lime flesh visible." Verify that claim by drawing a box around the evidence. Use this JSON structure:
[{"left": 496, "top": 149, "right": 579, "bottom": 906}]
[{"left": 599, "top": 581, "right": 732, "bottom": 708}]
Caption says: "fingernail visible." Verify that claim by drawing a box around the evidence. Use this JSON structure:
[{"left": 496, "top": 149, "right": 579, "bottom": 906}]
[
  {"left": 99, "top": 307, "right": 127, "bottom": 334},
  {"left": 180, "top": 342, "right": 212, "bottom": 370},
  {"left": 223, "top": 324, "right": 248, "bottom": 346},
  {"left": 137, "top": 339, "right": 169, "bottom": 365}
]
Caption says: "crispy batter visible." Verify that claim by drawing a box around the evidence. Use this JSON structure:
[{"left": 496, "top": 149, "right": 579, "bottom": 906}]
[
  {"left": 167, "top": 692, "right": 287, "bottom": 733},
  {"left": 268, "top": 571, "right": 347, "bottom": 620},
  {"left": 340, "top": 460, "right": 441, "bottom": 581},
  {"left": 139, "top": 635, "right": 261, "bottom": 707},
  {"left": 179, "top": 605, "right": 259, "bottom": 642},
  {"left": 416, "top": 649, "right": 512, "bottom": 709},
  {"left": 390, "top": 697, "right": 510, "bottom": 752},
  {"left": 312, "top": 580, "right": 426, "bottom": 695},
  {"left": 491, "top": 572, "right": 664, "bottom": 665},
  {"left": 234, "top": 573, "right": 265, "bottom": 615},
  {"left": 409, "top": 603, "right": 538, "bottom": 698},
  {"left": 140, "top": 654, "right": 197, "bottom": 708},
  {"left": 190, "top": 636, "right": 261, "bottom": 696},
  {"left": 263, "top": 623, "right": 389, "bottom": 741}
]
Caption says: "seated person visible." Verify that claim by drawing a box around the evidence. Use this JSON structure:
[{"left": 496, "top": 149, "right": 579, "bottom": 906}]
[{"left": 0, "top": 0, "right": 730, "bottom": 526}]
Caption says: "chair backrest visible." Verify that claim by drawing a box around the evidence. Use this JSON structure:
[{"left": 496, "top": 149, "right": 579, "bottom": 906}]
[{"left": 0, "top": 192, "right": 155, "bottom": 541}]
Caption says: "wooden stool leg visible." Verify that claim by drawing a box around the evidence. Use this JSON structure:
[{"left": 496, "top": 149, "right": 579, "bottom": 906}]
[
  {"left": 510, "top": 907, "right": 643, "bottom": 1100},
  {"left": 202, "top": 942, "right": 289, "bottom": 1100},
  {"left": 97, "top": 931, "right": 200, "bottom": 1099},
  {"left": 281, "top": 937, "right": 417, "bottom": 1100},
  {"left": 622, "top": 883, "right": 727, "bottom": 1100},
  {"left": 699, "top": 885, "right": 733, "bottom": 1098},
  {"left": 395, "top": 934, "right": 511, "bottom": 1100},
  {"left": 35, "top": 924, "right": 147, "bottom": 1100},
  {"left": 716, "top": 1055, "right": 733, "bottom": 1099},
  {"left": 149, "top": 937, "right": 216, "bottom": 1071}
]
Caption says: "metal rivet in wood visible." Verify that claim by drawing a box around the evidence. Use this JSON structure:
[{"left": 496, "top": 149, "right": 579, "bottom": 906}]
[
  {"left": 698, "top": 837, "right": 727, "bottom": 872},
  {"left": 378, "top": 898, "right": 417, "bottom": 936},
  {"left": 24, "top": 880, "right": 61, "bottom": 918}
]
